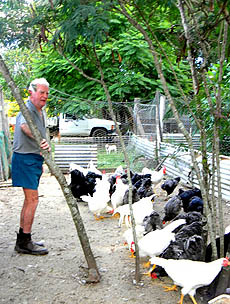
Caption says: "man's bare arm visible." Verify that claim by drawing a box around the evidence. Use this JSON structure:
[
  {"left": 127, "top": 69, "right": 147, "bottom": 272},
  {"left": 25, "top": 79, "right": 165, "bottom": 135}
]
[{"left": 21, "top": 123, "right": 51, "bottom": 152}]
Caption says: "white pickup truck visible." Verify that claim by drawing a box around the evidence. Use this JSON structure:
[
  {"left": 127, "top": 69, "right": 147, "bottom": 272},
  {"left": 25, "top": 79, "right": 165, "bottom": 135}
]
[{"left": 47, "top": 113, "right": 118, "bottom": 137}]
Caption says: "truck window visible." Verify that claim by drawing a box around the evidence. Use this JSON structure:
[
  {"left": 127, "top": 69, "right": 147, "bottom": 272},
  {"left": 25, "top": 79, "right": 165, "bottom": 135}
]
[{"left": 66, "top": 114, "right": 76, "bottom": 120}]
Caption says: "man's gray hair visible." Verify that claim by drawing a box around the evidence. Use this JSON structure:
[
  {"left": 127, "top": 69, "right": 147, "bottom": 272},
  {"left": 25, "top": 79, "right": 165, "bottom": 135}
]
[{"left": 28, "top": 78, "right": 49, "bottom": 92}]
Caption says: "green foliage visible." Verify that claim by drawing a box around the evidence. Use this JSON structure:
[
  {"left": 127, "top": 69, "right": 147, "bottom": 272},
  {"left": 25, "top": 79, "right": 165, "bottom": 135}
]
[{"left": 0, "top": 48, "right": 34, "bottom": 99}]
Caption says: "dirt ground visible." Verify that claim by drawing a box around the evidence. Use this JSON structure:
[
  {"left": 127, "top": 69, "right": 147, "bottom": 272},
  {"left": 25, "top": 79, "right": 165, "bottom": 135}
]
[{"left": 1, "top": 168, "right": 230, "bottom": 304}]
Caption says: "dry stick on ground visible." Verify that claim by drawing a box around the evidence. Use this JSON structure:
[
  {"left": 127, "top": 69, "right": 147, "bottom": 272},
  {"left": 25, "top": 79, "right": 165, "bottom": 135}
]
[{"left": 0, "top": 54, "right": 100, "bottom": 283}]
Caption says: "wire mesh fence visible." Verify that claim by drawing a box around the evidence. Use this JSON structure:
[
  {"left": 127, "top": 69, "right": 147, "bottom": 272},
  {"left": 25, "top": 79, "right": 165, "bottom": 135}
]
[
  {"left": 51, "top": 91, "right": 202, "bottom": 172},
  {"left": 5, "top": 88, "right": 230, "bottom": 178}
]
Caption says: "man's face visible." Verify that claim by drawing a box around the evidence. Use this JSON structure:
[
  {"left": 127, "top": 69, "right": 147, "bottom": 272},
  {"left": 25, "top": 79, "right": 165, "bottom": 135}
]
[{"left": 30, "top": 84, "right": 49, "bottom": 110}]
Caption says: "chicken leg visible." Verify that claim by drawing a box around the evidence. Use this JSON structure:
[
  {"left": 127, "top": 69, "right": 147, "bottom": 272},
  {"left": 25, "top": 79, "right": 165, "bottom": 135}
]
[
  {"left": 179, "top": 294, "right": 184, "bottom": 304},
  {"left": 163, "top": 284, "right": 177, "bottom": 292},
  {"left": 189, "top": 295, "right": 198, "bottom": 304},
  {"left": 94, "top": 214, "right": 105, "bottom": 220},
  {"left": 143, "top": 263, "right": 156, "bottom": 275}
]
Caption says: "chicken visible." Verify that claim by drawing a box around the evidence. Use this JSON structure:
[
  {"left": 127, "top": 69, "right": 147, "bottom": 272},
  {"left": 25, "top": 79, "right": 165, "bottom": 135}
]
[
  {"left": 178, "top": 187, "right": 202, "bottom": 212},
  {"left": 69, "top": 169, "right": 102, "bottom": 199},
  {"left": 163, "top": 195, "right": 183, "bottom": 223},
  {"left": 161, "top": 177, "right": 181, "bottom": 196},
  {"left": 137, "top": 219, "right": 186, "bottom": 259},
  {"left": 114, "top": 165, "right": 125, "bottom": 176},
  {"left": 108, "top": 174, "right": 117, "bottom": 198},
  {"left": 113, "top": 195, "right": 156, "bottom": 227},
  {"left": 187, "top": 196, "right": 203, "bottom": 214},
  {"left": 173, "top": 211, "right": 204, "bottom": 226},
  {"left": 136, "top": 177, "right": 154, "bottom": 199},
  {"left": 87, "top": 160, "right": 102, "bottom": 176},
  {"left": 141, "top": 166, "right": 166, "bottom": 187},
  {"left": 123, "top": 224, "right": 145, "bottom": 253},
  {"left": 131, "top": 173, "right": 151, "bottom": 185},
  {"left": 81, "top": 174, "right": 112, "bottom": 219},
  {"left": 160, "top": 221, "right": 204, "bottom": 261},
  {"left": 149, "top": 256, "right": 230, "bottom": 304},
  {"left": 142, "top": 210, "right": 163, "bottom": 235},
  {"left": 69, "top": 162, "right": 88, "bottom": 176},
  {"left": 110, "top": 177, "right": 129, "bottom": 210},
  {"left": 122, "top": 186, "right": 140, "bottom": 205}
]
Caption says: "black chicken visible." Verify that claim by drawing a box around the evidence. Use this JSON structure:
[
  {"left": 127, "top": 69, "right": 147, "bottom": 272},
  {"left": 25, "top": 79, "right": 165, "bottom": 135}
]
[
  {"left": 187, "top": 196, "right": 203, "bottom": 214},
  {"left": 69, "top": 169, "right": 102, "bottom": 199},
  {"left": 122, "top": 186, "right": 140, "bottom": 205},
  {"left": 161, "top": 177, "right": 181, "bottom": 196},
  {"left": 108, "top": 175, "right": 117, "bottom": 198},
  {"left": 142, "top": 210, "right": 163, "bottom": 235},
  {"left": 136, "top": 177, "right": 154, "bottom": 199},
  {"left": 178, "top": 187, "right": 202, "bottom": 212},
  {"left": 173, "top": 210, "right": 205, "bottom": 226},
  {"left": 163, "top": 195, "right": 182, "bottom": 222},
  {"left": 151, "top": 218, "right": 205, "bottom": 278},
  {"left": 131, "top": 173, "right": 151, "bottom": 185}
]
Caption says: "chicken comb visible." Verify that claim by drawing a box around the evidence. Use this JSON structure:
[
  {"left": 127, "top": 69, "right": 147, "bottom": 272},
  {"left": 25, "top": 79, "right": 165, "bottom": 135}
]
[
  {"left": 130, "top": 241, "right": 135, "bottom": 253},
  {"left": 222, "top": 257, "right": 230, "bottom": 267}
]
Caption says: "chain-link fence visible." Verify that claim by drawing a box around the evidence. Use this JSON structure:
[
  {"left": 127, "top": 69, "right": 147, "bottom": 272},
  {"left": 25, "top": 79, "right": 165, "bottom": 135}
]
[{"left": 53, "top": 92, "right": 201, "bottom": 172}]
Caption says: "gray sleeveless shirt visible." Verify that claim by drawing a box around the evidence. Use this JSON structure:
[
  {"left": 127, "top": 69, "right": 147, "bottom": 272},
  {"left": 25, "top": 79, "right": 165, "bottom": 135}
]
[{"left": 13, "top": 100, "right": 46, "bottom": 155}]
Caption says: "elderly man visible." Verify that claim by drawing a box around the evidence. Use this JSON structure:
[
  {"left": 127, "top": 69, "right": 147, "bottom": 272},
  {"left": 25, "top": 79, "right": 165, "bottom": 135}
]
[{"left": 12, "top": 78, "right": 51, "bottom": 255}]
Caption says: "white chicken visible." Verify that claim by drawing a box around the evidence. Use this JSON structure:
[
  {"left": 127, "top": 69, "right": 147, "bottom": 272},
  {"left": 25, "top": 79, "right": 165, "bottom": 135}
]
[
  {"left": 69, "top": 162, "right": 88, "bottom": 175},
  {"left": 87, "top": 160, "right": 102, "bottom": 175},
  {"left": 114, "top": 165, "right": 124, "bottom": 176},
  {"left": 113, "top": 195, "right": 156, "bottom": 227},
  {"left": 123, "top": 224, "right": 145, "bottom": 252},
  {"left": 142, "top": 166, "right": 166, "bottom": 187},
  {"left": 81, "top": 174, "right": 112, "bottom": 219},
  {"left": 137, "top": 219, "right": 186, "bottom": 259},
  {"left": 149, "top": 256, "right": 230, "bottom": 304},
  {"left": 110, "top": 177, "right": 129, "bottom": 210}
]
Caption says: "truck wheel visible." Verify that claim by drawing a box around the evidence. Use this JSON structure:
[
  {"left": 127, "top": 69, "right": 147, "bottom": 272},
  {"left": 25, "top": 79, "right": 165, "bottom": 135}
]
[{"left": 91, "top": 128, "right": 108, "bottom": 137}]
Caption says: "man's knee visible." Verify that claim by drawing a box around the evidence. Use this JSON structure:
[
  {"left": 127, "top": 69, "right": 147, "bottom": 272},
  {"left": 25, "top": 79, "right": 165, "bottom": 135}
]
[{"left": 23, "top": 189, "right": 39, "bottom": 205}]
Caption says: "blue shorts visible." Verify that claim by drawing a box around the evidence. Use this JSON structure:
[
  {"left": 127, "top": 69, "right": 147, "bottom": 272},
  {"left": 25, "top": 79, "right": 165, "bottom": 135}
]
[{"left": 11, "top": 152, "right": 44, "bottom": 190}]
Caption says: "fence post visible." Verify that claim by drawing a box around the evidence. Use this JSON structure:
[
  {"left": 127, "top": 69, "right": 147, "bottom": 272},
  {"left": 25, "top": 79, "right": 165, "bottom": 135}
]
[
  {"left": 134, "top": 98, "right": 145, "bottom": 136},
  {"left": 0, "top": 88, "right": 12, "bottom": 180}
]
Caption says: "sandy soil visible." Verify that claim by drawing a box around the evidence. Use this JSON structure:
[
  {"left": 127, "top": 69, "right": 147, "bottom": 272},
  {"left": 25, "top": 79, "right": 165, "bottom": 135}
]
[{"left": 1, "top": 170, "right": 230, "bottom": 304}]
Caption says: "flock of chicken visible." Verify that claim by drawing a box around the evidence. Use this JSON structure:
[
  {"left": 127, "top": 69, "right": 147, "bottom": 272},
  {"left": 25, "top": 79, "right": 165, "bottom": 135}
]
[{"left": 69, "top": 161, "right": 230, "bottom": 304}]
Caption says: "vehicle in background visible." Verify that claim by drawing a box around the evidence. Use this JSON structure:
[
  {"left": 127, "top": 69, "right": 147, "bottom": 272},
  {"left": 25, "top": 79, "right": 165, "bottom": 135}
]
[{"left": 47, "top": 113, "right": 118, "bottom": 137}]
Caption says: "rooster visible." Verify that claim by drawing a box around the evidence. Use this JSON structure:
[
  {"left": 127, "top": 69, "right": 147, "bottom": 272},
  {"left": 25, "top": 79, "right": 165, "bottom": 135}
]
[
  {"left": 149, "top": 256, "right": 230, "bottom": 304},
  {"left": 141, "top": 166, "right": 166, "bottom": 187},
  {"left": 141, "top": 166, "right": 167, "bottom": 196},
  {"left": 161, "top": 176, "right": 181, "bottom": 196}
]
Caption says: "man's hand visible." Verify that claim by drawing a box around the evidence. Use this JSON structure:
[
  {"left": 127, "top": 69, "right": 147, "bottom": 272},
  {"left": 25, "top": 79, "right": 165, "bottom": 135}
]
[{"left": 40, "top": 139, "right": 51, "bottom": 152}]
